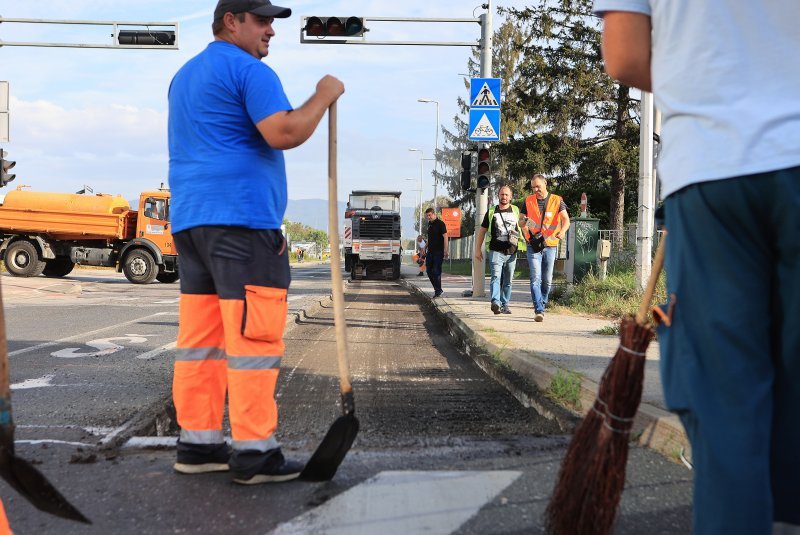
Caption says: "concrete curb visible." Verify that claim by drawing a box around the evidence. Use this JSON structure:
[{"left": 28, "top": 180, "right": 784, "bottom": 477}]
[{"left": 399, "top": 277, "right": 690, "bottom": 463}]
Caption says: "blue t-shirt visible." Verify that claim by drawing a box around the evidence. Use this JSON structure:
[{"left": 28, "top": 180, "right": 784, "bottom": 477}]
[{"left": 168, "top": 40, "right": 293, "bottom": 232}]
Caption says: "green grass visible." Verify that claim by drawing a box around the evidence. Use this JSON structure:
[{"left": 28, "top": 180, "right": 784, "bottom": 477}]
[
  {"left": 552, "top": 263, "right": 667, "bottom": 319},
  {"left": 441, "top": 256, "right": 666, "bottom": 320},
  {"left": 547, "top": 369, "right": 583, "bottom": 410},
  {"left": 593, "top": 324, "right": 619, "bottom": 336}
]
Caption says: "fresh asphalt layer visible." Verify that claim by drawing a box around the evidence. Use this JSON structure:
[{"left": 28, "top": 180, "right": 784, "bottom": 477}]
[{"left": 399, "top": 263, "right": 691, "bottom": 464}]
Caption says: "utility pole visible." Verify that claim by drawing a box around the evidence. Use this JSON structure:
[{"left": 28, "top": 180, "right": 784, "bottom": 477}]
[
  {"left": 471, "top": 1, "right": 493, "bottom": 298},
  {"left": 636, "top": 91, "right": 654, "bottom": 290}
]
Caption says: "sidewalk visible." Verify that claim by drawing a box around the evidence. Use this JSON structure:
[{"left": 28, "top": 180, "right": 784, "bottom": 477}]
[{"left": 399, "top": 263, "right": 690, "bottom": 463}]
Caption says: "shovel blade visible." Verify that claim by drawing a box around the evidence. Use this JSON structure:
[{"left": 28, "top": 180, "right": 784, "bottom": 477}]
[
  {"left": 300, "top": 413, "right": 359, "bottom": 482},
  {"left": 0, "top": 448, "right": 90, "bottom": 524}
]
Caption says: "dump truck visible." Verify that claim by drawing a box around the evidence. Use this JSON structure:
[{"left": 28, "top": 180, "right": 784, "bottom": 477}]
[
  {"left": 343, "top": 190, "right": 402, "bottom": 280},
  {"left": 0, "top": 185, "right": 178, "bottom": 284}
]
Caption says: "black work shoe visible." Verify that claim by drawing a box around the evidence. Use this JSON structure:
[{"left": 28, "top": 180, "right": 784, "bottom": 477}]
[
  {"left": 491, "top": 301, "right": 501, "bottom": 314},
  {"left": 433, "top": 290, "right": 443, "bottom": 298},
  {"left": 232, "top": 448, "right": 303, "bottom": 485},
  {"left": 417, "top": 271, "right": 425, "bottom": 276},
  {"left": 501, "top": 305, "right": 512, "bottom": 314},
  {"left": 174, "top": 441, "right": 230, "bottom": 474}
]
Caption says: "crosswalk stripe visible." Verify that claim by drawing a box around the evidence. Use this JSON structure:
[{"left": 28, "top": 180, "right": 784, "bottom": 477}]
[{"left": 271, "top": 470, "right": 522, "bottom": 535}]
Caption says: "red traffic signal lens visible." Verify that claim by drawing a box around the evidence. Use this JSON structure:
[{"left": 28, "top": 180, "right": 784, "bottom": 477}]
[
  {"left": 477, "top": 161, "right": 490, "bottom": 175},
  {"left": 478, "top": 148, "right": 490, "bottom": 162},
  {"left": 305, "top": 17, "right": 325, "bottom": 36},
  {"left": 326, "top": 17, "right": 345, "bottom": 36}
]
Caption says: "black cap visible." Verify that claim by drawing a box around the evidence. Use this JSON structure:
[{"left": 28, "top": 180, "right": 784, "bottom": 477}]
[{"left": 214, "top": 0, "right": 292, "bottom": 21}]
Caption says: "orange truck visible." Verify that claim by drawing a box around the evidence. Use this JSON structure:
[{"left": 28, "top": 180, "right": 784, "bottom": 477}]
[{"left": 0, "top": 185, "right": 178, "bottom": 284}]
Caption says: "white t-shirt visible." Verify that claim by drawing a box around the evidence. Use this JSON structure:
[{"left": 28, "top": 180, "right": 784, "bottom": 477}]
[{"left": 593, "top": 0, "right": 800, "bottom": 198}]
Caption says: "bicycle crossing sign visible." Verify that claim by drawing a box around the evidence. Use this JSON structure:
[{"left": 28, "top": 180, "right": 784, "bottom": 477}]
[
  {"left": 468, "top": 109, "right": 501, "bottom": 141},
  {"left": 468, "top": 77, "right": 501, "bottom": 141}
]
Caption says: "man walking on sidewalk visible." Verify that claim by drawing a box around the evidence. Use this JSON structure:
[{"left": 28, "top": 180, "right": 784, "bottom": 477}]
[
  {"left": 425, "top": 207, "right": 448, "bottom": 298},
  {"left": 520, "top": 174, "right": 570, "bottom": 322},
  {"left": 475, "top": 185, "right": 522, "bottom": 314},
  {"left": 596, "top": 2, "right": 800, "bottom": 533},
  {"left": 168, "top": 0, "right": 344, "bottom": 485}
]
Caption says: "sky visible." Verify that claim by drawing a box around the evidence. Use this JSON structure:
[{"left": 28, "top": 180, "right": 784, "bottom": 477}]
[{"left": 1, "top": 1, "right": 508, "bottom": 219}]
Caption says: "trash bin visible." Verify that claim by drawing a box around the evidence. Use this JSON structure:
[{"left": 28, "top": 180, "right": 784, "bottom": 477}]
[{"left": 567, "top": 217, "right": 600, "bottom": 283}]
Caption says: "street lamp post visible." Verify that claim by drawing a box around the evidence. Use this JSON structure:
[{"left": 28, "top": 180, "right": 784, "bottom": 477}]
[
  {"left": 408, "top": 148, "right": 425, "bottom": 233},
  {"left": 405, "top": 178, "right": 423, "bottom": 249},
  {"left": 417, "top": 98, "right": 439, "bottom": 214}
]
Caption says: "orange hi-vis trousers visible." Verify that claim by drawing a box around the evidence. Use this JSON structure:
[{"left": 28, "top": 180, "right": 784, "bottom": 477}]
[
  {"left": 173, "top": 227, "right": 289, "bottom": 453},
  {"left": 0, "top": 500, "right": 10, "bottom": 535}
]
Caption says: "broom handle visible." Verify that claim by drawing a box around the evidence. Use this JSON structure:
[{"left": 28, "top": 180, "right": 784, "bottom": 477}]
[
  {"left": 636, "top": 234, "right": 666, "bottom": 325},
  {"left": 326, "top": 102, "right": 353, "bottom": 395}
]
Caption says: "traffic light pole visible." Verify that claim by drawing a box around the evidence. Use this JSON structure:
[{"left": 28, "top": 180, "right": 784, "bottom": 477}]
[
  {"left": 470, "top": 4, "right": 493, "bottom": 299},
  {"left": 0, "top": 17, "right": 179, "bottom": 49}
]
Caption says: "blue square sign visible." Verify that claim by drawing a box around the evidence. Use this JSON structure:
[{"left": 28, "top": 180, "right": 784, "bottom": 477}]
[
  {"left": 470, "top": 78, "right": 501, "bottom": 109},
  {"left": 468, "top": 109, "right": 501, "bottom": 141}
]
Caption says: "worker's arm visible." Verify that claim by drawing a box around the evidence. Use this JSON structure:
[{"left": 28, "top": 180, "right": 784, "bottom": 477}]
[
  {"left": 601, "top": 11, "right": 652, "bottom": 92},
  {"left": 257, "top": 75, "right": 345, "bottom": 150},
  {"left": 474, "top": 226, "right": 488, "bottom": 262},
  {"left": 555, "top": 210, "right": 571, "bottom": 240},
  {"left": 443, "top": 231, "right": 449, "bottom": 259}
]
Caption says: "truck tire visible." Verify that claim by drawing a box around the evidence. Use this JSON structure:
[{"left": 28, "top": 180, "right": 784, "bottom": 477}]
[
  {"left": 5, "top": 240, "right": 46, "bottom": 277},
  {"left": 123, "top": 249, "right": 158, "bottom": 284},
  {"left": 43, "top": 257, "right": 76, "bottom": 278},
  {"left": 391, "top": 254, "right": 401, "bottom": 280},
  {"left": 156, "top": 271, "right": 180, "bottom": 284}
]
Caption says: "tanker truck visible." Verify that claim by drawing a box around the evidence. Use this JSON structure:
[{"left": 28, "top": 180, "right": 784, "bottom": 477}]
[{"left": 0, "top": 185, "right": 178, "bottom": 284}]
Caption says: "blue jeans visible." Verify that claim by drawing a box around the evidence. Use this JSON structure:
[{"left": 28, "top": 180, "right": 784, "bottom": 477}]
[
  {"left": 489, "top": 250, "right": 517, "bottom": 306},
  {"left": 526, "top": 246, "right": 557, "bottom": 313},
  {"left": 425, "top": 250, "right": 444, "bottom": 293},
  {"left": 658, "top": 167, "right": 800, "bottom": 533}
]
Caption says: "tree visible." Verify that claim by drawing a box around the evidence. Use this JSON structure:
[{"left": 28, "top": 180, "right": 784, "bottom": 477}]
[
  {"left": 497, "top": 0, "right": 640, "bottom": 231},
  {"left": 283, "top": 219, "right": 329, "bottom": 253},
  {"left": 434, "top": 17, "right": 535, "bottom": 237}
]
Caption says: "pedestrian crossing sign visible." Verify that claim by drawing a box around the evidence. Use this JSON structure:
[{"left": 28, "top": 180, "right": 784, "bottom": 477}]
[
  {"left": 468, "top": 109, "right": 501, "bottom": 141},
  {"left": 469, "top": 78, "right": 501, "bottom": 109}
]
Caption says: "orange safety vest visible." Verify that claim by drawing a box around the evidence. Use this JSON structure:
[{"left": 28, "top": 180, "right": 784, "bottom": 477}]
[{"left": 523, "top": 194, "right": 564, "bottom": 247}]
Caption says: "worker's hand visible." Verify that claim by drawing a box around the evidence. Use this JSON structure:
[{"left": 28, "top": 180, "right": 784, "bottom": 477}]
[
  {"left": 317, "top": 75, "right": 345, "bottom": 103},
  {"left": 475, "top": 250, "right": 483, "bottom": 262},
  {"left": 444, "top": 251, "right": 449, "bottom": 259}
]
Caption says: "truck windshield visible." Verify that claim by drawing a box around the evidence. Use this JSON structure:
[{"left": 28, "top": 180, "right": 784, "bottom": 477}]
[
  {"left": 144, "top": 198, "right": 168, "bottom": 221},
  {"left": 348, "top": 195, "right": 399, "bottom": 212}
]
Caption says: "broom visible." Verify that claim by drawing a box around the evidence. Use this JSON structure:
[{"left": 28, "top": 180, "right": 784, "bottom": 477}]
[{"left": 545, "top": 236, "right": 665, "bottom": 535}]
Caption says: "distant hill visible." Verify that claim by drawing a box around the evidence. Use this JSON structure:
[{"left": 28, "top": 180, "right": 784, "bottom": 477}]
[{"left": 284, "top": 198, "right": 418, "bottom": 239}]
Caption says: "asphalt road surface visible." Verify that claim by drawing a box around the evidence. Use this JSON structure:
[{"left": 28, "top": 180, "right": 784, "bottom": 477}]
[{"left": 0, "top": 265, "right": 692, "bottom": 534}]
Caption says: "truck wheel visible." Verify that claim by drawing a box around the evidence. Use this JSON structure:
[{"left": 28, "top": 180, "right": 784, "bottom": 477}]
[
  {"left": 43, "top": 257, "right": 76, "bottom": 278},
  {"left": 123, "top": 249, "right": 158, "bottom": 284},
  {"left": 5, "top": 240, "right": 46, "bottom": 277},
  {"left": 392, "top": 254, "right": 401, "bottom": 280},
  {"left": 156, "top": 271, "right": 180, "bottom": 284}
]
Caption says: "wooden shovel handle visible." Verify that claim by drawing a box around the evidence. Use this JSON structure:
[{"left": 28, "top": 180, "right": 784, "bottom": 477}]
[
  {"left": 636, "top": 234, "right": 666, "bottom": 325},
  {"left": 0, "top": 278, "right": 10, "bottom": 400},
  {"left": 326, "top": 102, "right": 353, "bottom": 394}
]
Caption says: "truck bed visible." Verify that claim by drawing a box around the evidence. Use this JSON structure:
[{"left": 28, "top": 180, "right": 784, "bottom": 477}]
[{"left": 0, "top": 207, "right": 135, "bottom": 241}]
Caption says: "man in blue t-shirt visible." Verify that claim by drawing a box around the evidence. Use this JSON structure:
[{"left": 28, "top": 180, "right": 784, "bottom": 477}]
[{"left": 168, "top": 0, "right": 344, "bottom": 485}]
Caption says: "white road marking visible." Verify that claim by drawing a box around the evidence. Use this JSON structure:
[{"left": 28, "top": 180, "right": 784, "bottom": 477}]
[
  {"left": 15, "top": 439, "right": 92, "bottom": 447},
  {"left": 136, "top": 341, "right": 177, "bottom": 360},
  {"left": 9, "top": 312, "right": 176, "bottom": 357},
  {"left": 11, "top": 374, "right": 56, "bottom": 389},
  {"left": 51, "top": 334, "right": 154, "bottom": 358},
  {"left": 270, "top": 470, "right": 522, "bottom": 535}
]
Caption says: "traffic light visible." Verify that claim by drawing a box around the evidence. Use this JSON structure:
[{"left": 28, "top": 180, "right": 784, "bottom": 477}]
[
  {"left": 0, "top": 149, "right": 16, "bottom": 187},
  {"left": 118, "top": 30, "right": 176, "bottom": 46},
  {"left": 476, "top": 146, "right": 491, "bottom": 189},
  {"left": 304, "top": 17, "right": 366, "bottom": 38},
  {"left": 460, "top": 151, "right": 473, "bottom": 190}
]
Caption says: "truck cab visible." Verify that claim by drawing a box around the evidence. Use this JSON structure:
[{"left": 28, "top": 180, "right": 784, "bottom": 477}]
[{"left": 137, "top": 190, "right": 174, "bottom": 256}]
